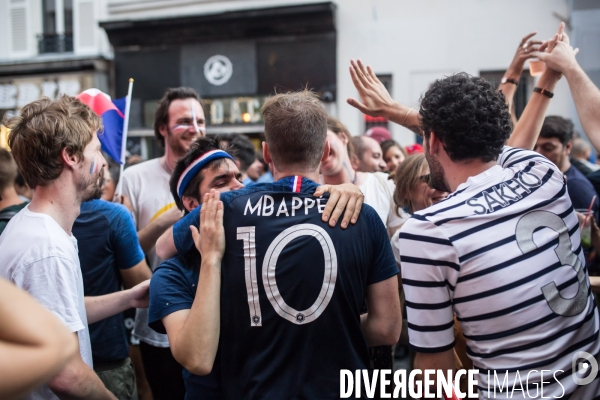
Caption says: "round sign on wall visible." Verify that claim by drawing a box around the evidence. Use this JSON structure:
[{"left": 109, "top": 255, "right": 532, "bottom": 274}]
[{"left": 204, "top": 55, "right": 233, "bottom": 86}]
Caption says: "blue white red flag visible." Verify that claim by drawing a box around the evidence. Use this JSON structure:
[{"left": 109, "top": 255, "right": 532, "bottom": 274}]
[{"left": 76, "top": 89, "right": 126, "bottom": 164}]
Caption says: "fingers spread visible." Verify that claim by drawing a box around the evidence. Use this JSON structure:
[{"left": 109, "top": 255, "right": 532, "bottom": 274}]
[
  {"left": 347, "top": 97, "right": 370, "bottom": 114},
  {"left": 521, "top": 31, "right": 538, "bottom": 44}
]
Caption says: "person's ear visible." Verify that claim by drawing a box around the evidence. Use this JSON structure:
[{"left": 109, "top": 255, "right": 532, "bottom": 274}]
[
  {"left": 320, "top": 140, "right": 331, "bottom": 163},
  {"left": 262, "top": 142, "right": 272, "bottom": 164},
  {"left": 61, "top": 148, "right": 80, "bottom": 170},
  {"left": 427, "top": 132, "right": 441, "bottom": 155},
  {"left": 339, "top": 131, "right": 349, "bottom": 146},
  {"left": 159, "top": 123, "right": 168, "bottom": 138},
  {"left": 181, "top": 196, "right": 200, "bottom": 213},
  {"left": 565, "top": 140, "right": 573, "bottom": 155},
  {"left": 350, "top": 152, "right": 360, "bottom": 170}
]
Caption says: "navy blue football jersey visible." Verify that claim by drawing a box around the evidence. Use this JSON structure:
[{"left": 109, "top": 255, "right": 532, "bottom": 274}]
[{"left": 173, "top": 176, "right": 398, "bottom": 399}]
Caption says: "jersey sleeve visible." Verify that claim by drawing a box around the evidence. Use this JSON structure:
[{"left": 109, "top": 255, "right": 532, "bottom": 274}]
[
  {"left": 110, "top": 204, "right": 145, "bottom": 270},
  {"left": 173, "top": 206, "right": 202, "bottom": 255},
  {"left": 498, "top": 146, "right": 559, "bottom": 172},
  {"left": 12, "top": 257, "right": 85, "bottom": 333},
  {"left": 367, "top": 209, "right": 399, "bottom": 285},
  {"left": 399, "top": 216, "right": 459, "bottom": 353},
  {"left": 148, "top": 262, "right": 195, "bottom": 334}
]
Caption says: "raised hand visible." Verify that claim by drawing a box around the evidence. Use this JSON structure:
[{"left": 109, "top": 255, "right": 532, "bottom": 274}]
[
  {"left": 347, "top": 59, "right": 396, "bottom": 118},
  {"left": 314, "top": 183, "right": 364, "bottom": 228},
  {"left": 190, "top": 189, "right": 225, "bottom": 264},
  {"left": 505, "top": 31, "right": 543, "bottom": 78},
  {"left": 535, "top": 23, "right": 580, "bottom": 75}
]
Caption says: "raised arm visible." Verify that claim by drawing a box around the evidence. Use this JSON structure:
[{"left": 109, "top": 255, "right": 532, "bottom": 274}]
[
  {"left": 498, "top": 31, "right": 542, "bottom": 125},
  {"left": 536, "top": 30, "right": 600, "bottom": 152},
  {"left": 0, "top": 278, "right": 77, "bottom": 400},
  {"left": 347, "top": 59, "right": 422, "bottom": 135},
  {"left": 162, "top": 190, "right": 224, "bottom": 376},
  {"left": 507, "top": 25, "right": 570, "bottom": 150}
]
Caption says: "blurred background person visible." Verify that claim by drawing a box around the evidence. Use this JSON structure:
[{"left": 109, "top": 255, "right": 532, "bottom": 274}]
[
  {"left": 380, "top": 139, "right": 407, "bottom": 176},
  {"left": 364, "top": 126, "right": 392, "bottom": 144},
  {"left": 571, "top": 137, "right": 600, "bottom": 174},
  {"left": 350, "top": 135, "right": 386, "bottom": 172},
  {"left": 228, "top": 134, "right": 257, "bottom": 186}
]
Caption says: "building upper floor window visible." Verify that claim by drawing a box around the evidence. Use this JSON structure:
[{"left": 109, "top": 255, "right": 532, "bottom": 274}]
[{"left": 39, "top": 0, "right": 73, "bottom": 54}]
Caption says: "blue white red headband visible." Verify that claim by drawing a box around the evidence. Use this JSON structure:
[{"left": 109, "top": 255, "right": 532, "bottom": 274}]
[{"left": 176, "top": 149, "right": 234, "bottom": 199}]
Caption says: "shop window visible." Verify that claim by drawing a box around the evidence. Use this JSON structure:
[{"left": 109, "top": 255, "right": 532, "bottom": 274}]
[{"left": 364, "top": 74, "right": 392, "bottom": 134}]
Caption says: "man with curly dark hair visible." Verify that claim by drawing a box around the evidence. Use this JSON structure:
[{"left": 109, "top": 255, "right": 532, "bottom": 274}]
[{"left": 349, "top": 55, "right": 599, "bottom": 399}]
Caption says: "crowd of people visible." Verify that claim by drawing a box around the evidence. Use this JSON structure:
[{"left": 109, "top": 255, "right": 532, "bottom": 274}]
[{"left": 1, "top": 22, "right": 600, "bottom": 400}]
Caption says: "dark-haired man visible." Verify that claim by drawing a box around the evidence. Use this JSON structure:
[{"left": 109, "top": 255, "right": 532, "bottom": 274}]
[
  {"left": 121, "top": 87, "right": 204, "bottom": 399},
  {"left": 535, "top": 116, "right": 599, "bottom": 218},
  {"left": 155, "top": 91, "right": 401, "bottom": 398},
  {"left": 350, "top": 135, "right": 387, "bottom": 173},
  {"left": 349, "top": 59, "right": 600, "bottom": 398}
]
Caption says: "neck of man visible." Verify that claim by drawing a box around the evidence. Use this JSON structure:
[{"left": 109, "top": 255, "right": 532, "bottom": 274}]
[
  {"left": 443, "top": 159, "right": 499, "bottom": 193},
  {"left": 28, "top": 177, "right": 81, "bottom": 236},
  {"left": 272, "top": 169, "right": 320, "bottom": 184},
  {"left": 0, "top": 187, "right": 24, "bottom": 210},
  {"left": 162, "top": 144, "right": 183, "bottom": 173},
  {"left": 322, "top": 159, "right": 364, "bottom": 186},
  {"left": 560, "top": 157, "right": 572, "bottom": 174}
]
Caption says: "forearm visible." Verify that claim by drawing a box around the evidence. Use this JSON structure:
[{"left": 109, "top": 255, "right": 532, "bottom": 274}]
[
  {"left": 360, "top": 312, "right": 401, "bottom": 347},
  {"left": 171, "top": 257, "right": 221, "bottom": 375},
  {"left": 565, "top": 65, "right": 600, "bottom": 152},
  {"left": 138, "top": 218, "right": 174, "bottom": 253},
  {"left": 413, "top": 350, "right": 456, "bottom": 397},
  {"left": 156, "top": 226, "right": 178, "bottom": 259},
  {"left": 120, "top": 261, "right": 152, "bottom": 289},
  {"left": 85, "top": 290, "right": 135, "bottom": 324},
  {"left": 507, "top": 72, "right": 560, "bottom": 150},
  {"left": 49, "top": 359, "right": 115, "bottom": 400},
  {"left": 384, "top": 101, "right": 422, "bottom": 135}
]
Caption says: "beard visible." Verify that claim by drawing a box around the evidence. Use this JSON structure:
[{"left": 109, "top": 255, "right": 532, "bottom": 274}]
[
  {"left": 77, "top": 171, "right": 103, "bottom": 203},
  {"left": 424, "top": 145, "right": 451, "bottom": 193}
]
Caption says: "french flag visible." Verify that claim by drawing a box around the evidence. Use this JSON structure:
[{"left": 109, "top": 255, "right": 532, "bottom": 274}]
[{"left": 76, "top": 89, "right": 126, "bottom": 164}]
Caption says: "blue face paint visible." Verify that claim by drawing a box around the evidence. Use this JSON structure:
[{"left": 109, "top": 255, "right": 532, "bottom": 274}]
[{"left": 90, "top": 161, "right": 95, "bottom": 175}]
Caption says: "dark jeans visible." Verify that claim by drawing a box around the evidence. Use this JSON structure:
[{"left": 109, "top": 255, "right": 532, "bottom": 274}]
[
  {"left": 95, "top": 357, "right": 138, "bottom": 400},
  {"left": 139, "top": 341, "right": 186, "bottom": 400}
]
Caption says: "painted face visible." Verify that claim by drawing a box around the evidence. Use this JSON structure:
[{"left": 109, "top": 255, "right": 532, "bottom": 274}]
[
  {"left": 78, "top": 133, "right": 107, "bottom": 202},
  {"left": 383, "top": 146, "right": 406, "bottom": 173},
  {"left": 165, "top": 99, "right": 206, "bottom": 158},
  {"left": 356, "top": 136, "right": 386, "bottom": 173},
  {"left": 409, "top": 167, "right": 448, "bottom": 212},
  {"left": 534, "top": 137, "right": 570, "bottom": 171},
  {"left": 321, "top": 130, "right": 351, "bottom": 176},
  {"left": 100, "top": 167, "right": 116, "bottom": 201}
]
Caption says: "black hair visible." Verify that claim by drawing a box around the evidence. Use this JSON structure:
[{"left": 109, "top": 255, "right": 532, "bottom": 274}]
[
  {"left": 419, "top": 73, "right": 512, "bottom": 163},
  {"left": 169, "top": 136, "right": 231, "bottom": 213},
  {"left": 229, "top": 134, "right": 256, "bottom": 172},
  {"left": 540, "top": 116, "right": 574, "bottom": 145},
  {"left": 154, "top": 87, "right": 201, "bottom": 147}
]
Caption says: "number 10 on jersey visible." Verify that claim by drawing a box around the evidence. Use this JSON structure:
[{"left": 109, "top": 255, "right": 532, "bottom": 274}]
[{"left": 237, "top": 224, "right": 338, "bottom": 327}]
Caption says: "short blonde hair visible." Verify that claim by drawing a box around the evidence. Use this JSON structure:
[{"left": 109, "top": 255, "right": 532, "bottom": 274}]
[
  {"left": 5, "top": 95, "right": 101, "bottom": 188},
  {"left": 393, "top": 153, "right": 428, "bottom": 214}
]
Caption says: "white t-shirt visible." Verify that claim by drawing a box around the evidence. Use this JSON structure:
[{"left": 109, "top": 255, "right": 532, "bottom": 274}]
[
  {"left": 0, "top": 205, "right": 92, "bottom": 400},
  {"left": 360, "top": 172, "right": 406, "bottom": 237},
  {"left": 122, "top": 158, "right": 174, "bottom": 347},
  {"left": 399, "top": 147, "right": 600, "bottom": 399}
]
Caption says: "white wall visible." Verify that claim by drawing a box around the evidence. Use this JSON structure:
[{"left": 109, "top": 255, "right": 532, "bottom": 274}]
[{"left": 104, "top": 0, "right": 573, "bottom": 144}]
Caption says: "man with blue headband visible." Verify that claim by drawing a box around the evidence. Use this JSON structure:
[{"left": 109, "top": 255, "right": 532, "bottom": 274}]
[
  {"left": 153, "top": 90, "right": 402, "bottom": 399},
  {"left": 149, "top": 133, "right": 367, "bottom": 398}
]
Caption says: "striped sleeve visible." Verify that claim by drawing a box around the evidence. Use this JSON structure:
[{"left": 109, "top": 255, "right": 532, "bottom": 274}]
[
  {"left": 399, "top": 216, "right": 459, "bottom": 353},
  {"left": 498, "top": 146, "right": 559, "bottom": 172}
]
